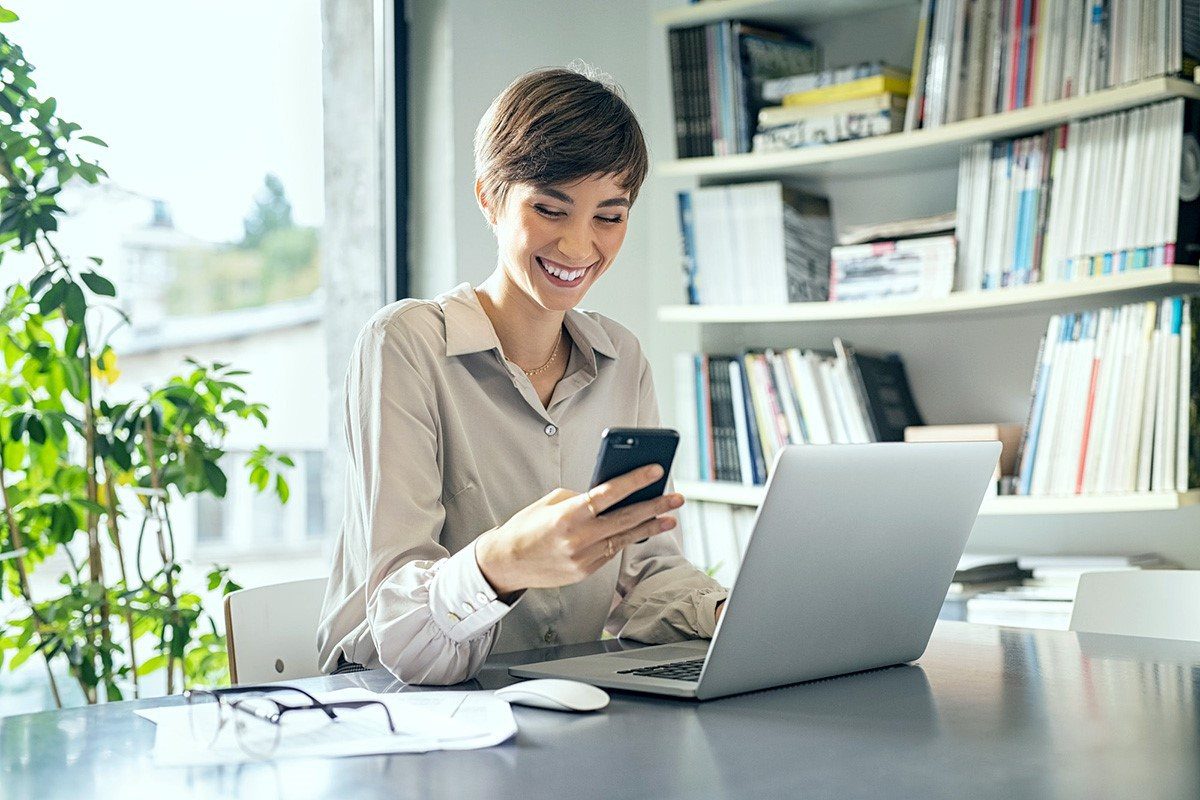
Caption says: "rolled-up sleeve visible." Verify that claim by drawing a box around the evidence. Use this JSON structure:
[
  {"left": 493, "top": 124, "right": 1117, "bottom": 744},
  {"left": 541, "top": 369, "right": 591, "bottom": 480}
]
[
  {"left": 606, "top": 354, "right": 729, "bottom": 643},
  {"left": 348, "top": 316, "right": 516, "bottom": 684}
]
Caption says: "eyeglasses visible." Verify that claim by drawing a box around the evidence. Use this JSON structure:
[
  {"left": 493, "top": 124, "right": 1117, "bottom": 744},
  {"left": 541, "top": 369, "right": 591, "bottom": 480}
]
[{"left": 183, "top": 685, "right": 397, "bottom": 758}]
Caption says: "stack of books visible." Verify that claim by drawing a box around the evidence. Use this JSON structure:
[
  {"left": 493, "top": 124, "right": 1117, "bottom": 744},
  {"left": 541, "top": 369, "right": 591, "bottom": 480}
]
[
  {"left": 945, "top": 556, "right": 1032, "bottom": 610},
  {"left": 907, "top": 0, "right": 1200, "bottom": 131},
  {"left": 830, "top": 213, "right": 958, "bottom": 302},
  {"left": 667, "top": 21, "right": 818, "bottom": 157},
  {"left": 1015, "top": 296, "right": 1199, "bottom": 497},
  {"left": 965, "top": 553, "right": 1178, "bottom": 630},
  {"left": 753, "top": 63, "right": 910, "bottom": 153},
  {"left": 955, "top": 99, "right": 1199, "bottom": 290},
  {"left": 676, "top": 181, "right": 833, "bottom": 305},
  {"left": 673, "top": 341, "right": 924, "bottom": 485}
]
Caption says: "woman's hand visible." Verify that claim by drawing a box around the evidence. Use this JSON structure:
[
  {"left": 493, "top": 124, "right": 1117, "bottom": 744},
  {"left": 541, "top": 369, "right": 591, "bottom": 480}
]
[{"left": 475, "top": 464, "right": 682, "bottom": 597}]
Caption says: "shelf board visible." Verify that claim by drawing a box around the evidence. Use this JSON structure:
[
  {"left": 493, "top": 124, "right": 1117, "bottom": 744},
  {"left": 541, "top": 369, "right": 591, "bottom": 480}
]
[
  {"left": 657, "top": 266, "right": 1200, "bottom": 324},
  {"left": 655, "top": 77, "right": 1200, "bottom": 180},
  {"left": 655, "top": 0, "right": 917, "bottom": 28},
  {"left": 675, "top": 480, "right": 1200, "bottom": 515}
]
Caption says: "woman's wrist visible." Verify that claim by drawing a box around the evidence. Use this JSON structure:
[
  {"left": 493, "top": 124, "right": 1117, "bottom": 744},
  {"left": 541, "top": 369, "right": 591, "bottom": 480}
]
[{"left": 475, "top": 529, "right": 524, "bottom": 599}]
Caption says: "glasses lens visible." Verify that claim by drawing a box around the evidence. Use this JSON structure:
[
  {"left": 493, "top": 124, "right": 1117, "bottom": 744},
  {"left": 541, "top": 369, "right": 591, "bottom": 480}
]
[
  {"left": 185, "top": 690, "right": 223, "bottom": 747},
  {"left": 232, "top": 694, "right": 283, "bottom": 759}
]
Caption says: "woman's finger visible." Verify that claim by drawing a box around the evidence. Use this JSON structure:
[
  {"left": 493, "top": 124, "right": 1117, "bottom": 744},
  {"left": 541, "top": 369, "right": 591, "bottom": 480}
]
[
  {"left": 574, "top": 463, "right": 663, "bottom": 518},
  {"left": 581, "top": 515, "right": 675, "bottom": 567}
]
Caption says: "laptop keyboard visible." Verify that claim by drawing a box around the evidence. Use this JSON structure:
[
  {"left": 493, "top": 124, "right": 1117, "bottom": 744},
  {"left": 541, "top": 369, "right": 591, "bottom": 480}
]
[{"left": 617, "top": 657, "right": 705, "bottom": 682}]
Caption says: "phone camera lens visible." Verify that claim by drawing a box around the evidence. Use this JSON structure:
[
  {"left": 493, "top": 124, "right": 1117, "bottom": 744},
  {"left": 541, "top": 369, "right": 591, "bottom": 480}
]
[{"left": 626, "top": 438, "right": 635, "bottom": 445}]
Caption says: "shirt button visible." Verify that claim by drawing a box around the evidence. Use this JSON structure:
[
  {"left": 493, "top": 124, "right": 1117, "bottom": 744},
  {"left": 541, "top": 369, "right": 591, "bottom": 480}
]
[
  {"left": 447, "top": 612, "right": 460, "bottom": 624},
  {"left": 543, "top": 629, "right": 555, "bottom": 643},
  {"left": 544, "top": 423, "right": 558, "bottom": 436},
  {"left": 462, "top": 602, "right": 475, "bottom": 615},
  {"left": 476, "top": 592, "right": 490, "bottom": 605}
]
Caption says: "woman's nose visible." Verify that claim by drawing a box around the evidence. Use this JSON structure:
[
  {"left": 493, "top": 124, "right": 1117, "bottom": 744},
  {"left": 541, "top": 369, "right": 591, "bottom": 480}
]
[{"left": 558, "top": 223, "right": 595, "bottom": 264}]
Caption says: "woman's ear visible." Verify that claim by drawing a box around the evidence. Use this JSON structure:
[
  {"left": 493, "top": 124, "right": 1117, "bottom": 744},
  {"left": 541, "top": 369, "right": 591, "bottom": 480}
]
[{"left": 474, "top": 178, "right": 496, "bottom": 228}]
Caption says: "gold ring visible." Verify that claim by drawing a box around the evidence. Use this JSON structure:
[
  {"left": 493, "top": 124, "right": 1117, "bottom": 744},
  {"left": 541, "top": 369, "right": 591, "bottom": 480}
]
[
  {"left": 585, "top": 489, "right": 598, "bottom": 518},
  {"left": 604, "top": 538, "right": 615, "bottom": 559}
]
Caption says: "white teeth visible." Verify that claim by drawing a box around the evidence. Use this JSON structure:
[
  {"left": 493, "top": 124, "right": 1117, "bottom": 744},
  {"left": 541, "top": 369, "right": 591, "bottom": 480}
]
[{"left": 540, "top": 259, "right": 586, "bottom": 282}]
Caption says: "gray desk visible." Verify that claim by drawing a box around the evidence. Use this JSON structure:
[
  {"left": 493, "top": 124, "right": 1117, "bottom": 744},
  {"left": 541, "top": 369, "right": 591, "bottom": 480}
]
[{"left": 3, "top": 620, "right": 1199, "bottom": 800}]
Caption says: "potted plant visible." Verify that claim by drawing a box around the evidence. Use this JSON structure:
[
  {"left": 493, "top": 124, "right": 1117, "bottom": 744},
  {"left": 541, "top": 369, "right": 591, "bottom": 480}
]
[{"left": 0, "top": 14, "right": 293, "bottom": 706}]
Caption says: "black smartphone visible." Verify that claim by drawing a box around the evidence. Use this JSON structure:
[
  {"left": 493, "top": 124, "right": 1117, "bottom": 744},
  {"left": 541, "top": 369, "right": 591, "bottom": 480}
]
[{"left": 588, "top": 427, "right": 680, "bottom": 517}]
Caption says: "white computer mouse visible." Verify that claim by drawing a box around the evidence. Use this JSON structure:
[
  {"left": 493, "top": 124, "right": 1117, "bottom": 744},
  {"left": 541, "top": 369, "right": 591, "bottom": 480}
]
[{"left": 494, "top": 678, "right": 610, "bottom": 712}]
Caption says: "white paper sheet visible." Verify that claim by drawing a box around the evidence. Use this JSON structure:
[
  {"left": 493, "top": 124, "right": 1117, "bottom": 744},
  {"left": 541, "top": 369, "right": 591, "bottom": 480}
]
[{"left": 135, "top": 688, "right": 516, "bottom": 766}]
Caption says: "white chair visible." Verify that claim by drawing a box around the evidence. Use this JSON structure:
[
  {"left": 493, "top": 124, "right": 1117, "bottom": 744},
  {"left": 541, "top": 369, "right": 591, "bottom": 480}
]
[
  {"left": 223, "top": 577, "right": 329, "bottom": 685},
  {"left": 1069, "top": 571, "right": 1200, "bottom": 642}
]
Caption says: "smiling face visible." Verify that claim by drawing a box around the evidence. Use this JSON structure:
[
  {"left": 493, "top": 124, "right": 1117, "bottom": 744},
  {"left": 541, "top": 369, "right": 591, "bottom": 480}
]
[{"left": 478, "top": 172, "right": 631, "bottom": 313}]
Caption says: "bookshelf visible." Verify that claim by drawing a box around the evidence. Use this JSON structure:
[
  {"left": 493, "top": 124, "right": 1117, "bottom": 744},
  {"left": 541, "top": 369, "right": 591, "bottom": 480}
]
[
  {"left": 656, "top": 77, "right": 1200, "bottom": 180},
  {"left": 675, "top": 480, "right": 1200, "bottom": 515},
  {"left": 650, "top": 0, "right": 1200, "bottom": 567},
  {"left": 659, "top": 266, "right": 1200, "bottom": 323}
]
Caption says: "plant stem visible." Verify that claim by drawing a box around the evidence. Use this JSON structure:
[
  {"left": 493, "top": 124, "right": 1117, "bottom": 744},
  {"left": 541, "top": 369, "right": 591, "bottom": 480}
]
[
  {"left": 102, "top": 467, "right": 139, "bottom": 698},
  {"left": 142, "top": 416, "right": 178, "bottom": 695}
]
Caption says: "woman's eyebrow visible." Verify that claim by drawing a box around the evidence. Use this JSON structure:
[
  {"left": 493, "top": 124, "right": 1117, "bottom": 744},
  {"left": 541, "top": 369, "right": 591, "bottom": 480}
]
[{"left": 535, "top": 186, "right": 630, "bottom": 208}]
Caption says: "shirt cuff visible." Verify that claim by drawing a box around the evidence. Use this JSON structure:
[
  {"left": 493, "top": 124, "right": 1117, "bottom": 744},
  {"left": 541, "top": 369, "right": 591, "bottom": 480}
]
[
  {"left": 428, "top": 540, "right": 517, "bottom": 643},
  {"left": 697, "top": 589, "right": 730, "bottom": 639}
]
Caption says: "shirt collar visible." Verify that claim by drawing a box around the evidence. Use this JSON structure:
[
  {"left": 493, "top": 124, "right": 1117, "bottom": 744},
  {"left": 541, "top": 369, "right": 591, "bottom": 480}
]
[{"left": 439, "top": 282, "right": 618, "bottom": 361}]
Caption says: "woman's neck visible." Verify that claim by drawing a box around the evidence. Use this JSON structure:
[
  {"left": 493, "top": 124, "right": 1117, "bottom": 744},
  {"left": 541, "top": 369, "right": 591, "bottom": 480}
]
[{"left": 475, "top": 269, "right": 566, "bottom": 370}]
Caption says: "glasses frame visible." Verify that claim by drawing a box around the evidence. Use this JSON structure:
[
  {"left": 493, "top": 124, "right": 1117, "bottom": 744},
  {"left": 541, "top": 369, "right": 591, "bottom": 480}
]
[{"left": 183, "top": 684, "right": 398, "bottom": 756}]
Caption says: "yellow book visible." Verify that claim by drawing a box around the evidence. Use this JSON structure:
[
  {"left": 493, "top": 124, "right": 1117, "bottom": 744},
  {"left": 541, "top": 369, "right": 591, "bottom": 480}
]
[{"left": 782, "top": 74, "right": 912, "bottom": 108}]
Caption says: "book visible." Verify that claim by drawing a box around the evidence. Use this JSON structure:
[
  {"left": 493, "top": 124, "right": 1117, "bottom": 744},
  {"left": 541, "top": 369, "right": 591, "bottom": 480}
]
[
  {"left": 835, "top": 339, "right": 926, "bottom": 442},
  {"left": 839, "top": 211, "right": 957, "bottom": 246},
  {"left": 752, "top": 104, "right": 905, "bottom": 152},
  {"left": 781, "top": 73, "right": 912, "bottom": 108},
  {"left": 758, "top": 92, "right": 905, "bottom": 127},
  {"left": 762, "top": 62, "right": 911, "bottom": 101}
]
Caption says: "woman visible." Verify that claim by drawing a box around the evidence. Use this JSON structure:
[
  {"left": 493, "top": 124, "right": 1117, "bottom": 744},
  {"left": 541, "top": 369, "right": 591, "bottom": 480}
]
[{"left": 317, "top": 65, "right": 728, "bottom": 685}]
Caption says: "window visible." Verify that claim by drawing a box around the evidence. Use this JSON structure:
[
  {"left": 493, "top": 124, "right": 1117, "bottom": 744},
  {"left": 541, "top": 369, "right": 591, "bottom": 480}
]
[{"left": 10, "top": 1, "right": 329, "bottom": 560}]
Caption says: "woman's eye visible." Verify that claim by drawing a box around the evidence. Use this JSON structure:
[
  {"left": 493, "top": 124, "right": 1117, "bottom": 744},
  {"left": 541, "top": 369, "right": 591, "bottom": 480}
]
[
  {"left": 599, "top": 215, "right": 624, "bottom": 224},
  {"left": 534, "top": 206, "right": 564, "bottom": 218}
]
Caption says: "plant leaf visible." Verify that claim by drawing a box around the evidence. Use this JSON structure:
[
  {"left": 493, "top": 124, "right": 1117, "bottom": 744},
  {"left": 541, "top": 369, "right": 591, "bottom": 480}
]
[{"left": 79, "top": 271, "right": 116, "bottom": 297}]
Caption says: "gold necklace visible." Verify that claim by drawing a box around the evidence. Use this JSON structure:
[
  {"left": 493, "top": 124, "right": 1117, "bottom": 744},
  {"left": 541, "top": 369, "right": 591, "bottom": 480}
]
[{"left": 521, "top": 333, "right": 562, "bottom": 377}]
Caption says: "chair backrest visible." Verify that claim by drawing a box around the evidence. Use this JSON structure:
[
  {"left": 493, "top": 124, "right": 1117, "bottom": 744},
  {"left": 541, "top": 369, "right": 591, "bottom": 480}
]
[
  {"left": 1069, "top": 571, "right": 1200, "bottom": 642},
  {"left": 223, "top": 577, "right": 329, "bottom": 685}
]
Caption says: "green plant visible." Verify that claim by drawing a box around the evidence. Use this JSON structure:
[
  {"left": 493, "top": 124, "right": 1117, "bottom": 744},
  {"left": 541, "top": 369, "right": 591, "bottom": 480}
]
[{"left": 0, "top": 20, "right": 292, "bottom": 705}]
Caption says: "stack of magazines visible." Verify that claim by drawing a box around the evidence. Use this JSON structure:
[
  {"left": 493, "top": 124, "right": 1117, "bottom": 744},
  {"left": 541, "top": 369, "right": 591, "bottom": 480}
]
[
  {"left": 1015, "top": 296, "right": 1198, "bottom": 496},
  {"left": 955, "top": 99, "right": 1197, "bottom": 290},
  {"left": 753, "top": 62, "right": 910, "bottom": 153},
  {"left": 908, "top": 0, "right": 1200, "bottom": 131},
  {"left": 676, "top": 181, "right": 833, "bottom": 305}
]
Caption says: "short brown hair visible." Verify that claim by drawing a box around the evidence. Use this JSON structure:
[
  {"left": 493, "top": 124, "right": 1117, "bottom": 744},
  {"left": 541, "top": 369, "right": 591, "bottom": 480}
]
[{"left": 473, "top": 64, "right": 649, "bottom": 221}]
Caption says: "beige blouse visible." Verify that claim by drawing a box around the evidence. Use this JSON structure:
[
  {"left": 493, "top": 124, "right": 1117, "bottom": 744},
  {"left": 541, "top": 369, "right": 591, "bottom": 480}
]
[{"left": 317, "top": 282, "right": 727, "bottom": 684}]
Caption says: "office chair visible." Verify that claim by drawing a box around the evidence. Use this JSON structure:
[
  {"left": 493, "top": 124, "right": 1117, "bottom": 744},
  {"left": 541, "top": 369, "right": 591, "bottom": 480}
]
[
  {"left": 223, "top": 576, "right": 329, "bottom": 684},
  {"left": 1069, "top": 571, "right": 1200, "bottom": 642}
]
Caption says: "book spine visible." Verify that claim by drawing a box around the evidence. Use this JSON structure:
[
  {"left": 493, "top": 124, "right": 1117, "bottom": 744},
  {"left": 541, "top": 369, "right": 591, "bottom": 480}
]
[
  {"left": 676, "top": 191, "right": 699, "bottom": 305},
  {"left": 668, "top": 29, "right": 689, "bottom": 159}
]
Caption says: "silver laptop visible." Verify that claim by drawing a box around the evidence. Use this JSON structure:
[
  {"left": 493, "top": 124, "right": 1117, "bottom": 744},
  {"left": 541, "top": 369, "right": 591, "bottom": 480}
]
[{"left": 510, "top": 441, "right": 1001, "bottom": 700}]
